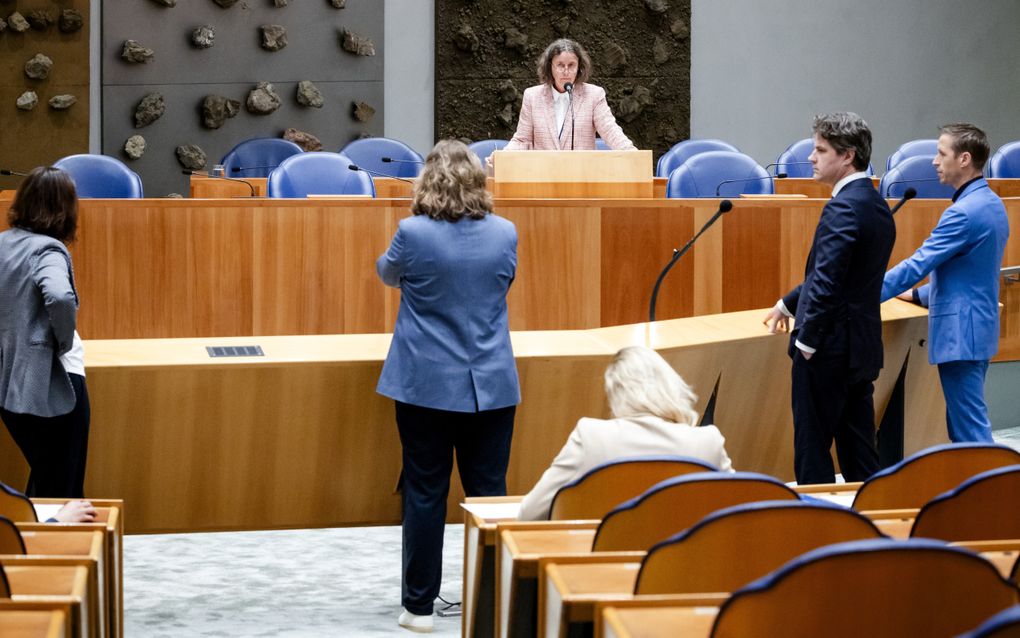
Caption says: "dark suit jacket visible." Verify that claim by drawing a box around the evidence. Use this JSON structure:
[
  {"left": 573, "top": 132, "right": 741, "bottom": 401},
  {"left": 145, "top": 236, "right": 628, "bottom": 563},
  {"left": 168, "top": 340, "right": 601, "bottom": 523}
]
[{"left": 782, "top": 177, "right": 896, "bottom": 377}]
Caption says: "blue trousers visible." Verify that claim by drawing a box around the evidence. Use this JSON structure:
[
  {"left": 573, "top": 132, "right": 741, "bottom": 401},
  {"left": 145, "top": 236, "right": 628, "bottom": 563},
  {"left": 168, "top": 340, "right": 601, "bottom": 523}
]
[
  {"left": 395, "top": 401, "right": 515, "bottom": 615},
  {"left": 937, "top": 360, "right": 994, "bottom": 443}
]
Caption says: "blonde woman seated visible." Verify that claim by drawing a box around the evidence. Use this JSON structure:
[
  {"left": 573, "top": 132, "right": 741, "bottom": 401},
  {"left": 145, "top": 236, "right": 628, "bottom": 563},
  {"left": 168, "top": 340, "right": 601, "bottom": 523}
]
[{"left": 518, "top": 346, "right": 733, "bottom": 521}]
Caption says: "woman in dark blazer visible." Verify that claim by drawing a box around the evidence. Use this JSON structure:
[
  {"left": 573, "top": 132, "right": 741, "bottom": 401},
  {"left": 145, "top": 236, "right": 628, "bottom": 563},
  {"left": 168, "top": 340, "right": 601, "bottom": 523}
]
[
  {"left": 376, "top": 139, "right": 520, "bottom": 633},
  {"left": 0, "top": 166, "right": 90, "bottom": 498}
]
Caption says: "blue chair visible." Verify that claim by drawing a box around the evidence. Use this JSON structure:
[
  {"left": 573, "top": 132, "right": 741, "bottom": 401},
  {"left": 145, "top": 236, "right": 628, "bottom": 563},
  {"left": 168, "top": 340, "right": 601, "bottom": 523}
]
[
  {"left": 775, "top": 138, "right": 815, "bottom": 178},
  {"left": 220, "top": 137, "right": 304, "bottom": 178},
  {"left": 594, "top": 137, "right": 610, "bottom": 150},
  {"left": 711, "top": 538, "right": 1019, "bottom": 637},
  {"left": 886, "top": 138, "right": 938, "bottom": 171},
  {"left": 467, "top": 139, "right": 508, "bottom": 165},
  {"left": 961, "top": 604, "right": 1020, "bottom": 637},
  {"left": 267, "top": 153, "right": 376, "bottom": 198},
  {"left": 879, "top": 155, "right": 954, "bottom": 198},
  {"left": 339, "top": 137, "right": 424, "bottom": 178},
  {"left": 52, "top": 154, "right": 143, "bottom": 198},
  {"left": 666, "top": 151, "right": 772, "bottom": 198},
  {"left": 656, "top": 139, "right": 739, "bottom": 178},
  {"left": 988, "top": 141, "right": 1020, "bottom": 178},
  {"left": 910, "top": 465, "right": 1020, "bottom": 541}
]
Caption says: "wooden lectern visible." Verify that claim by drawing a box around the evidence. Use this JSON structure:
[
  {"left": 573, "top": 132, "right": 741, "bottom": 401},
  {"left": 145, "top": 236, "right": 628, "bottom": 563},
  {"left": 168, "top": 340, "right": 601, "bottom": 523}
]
[{"left": 492, "top": 150, "right": 653, "bottom": 198}]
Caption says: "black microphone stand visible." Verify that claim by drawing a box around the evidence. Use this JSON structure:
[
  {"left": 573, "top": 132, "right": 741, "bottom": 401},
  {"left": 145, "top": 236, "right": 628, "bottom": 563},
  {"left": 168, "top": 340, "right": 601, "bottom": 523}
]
[{"left": 349, "top": 164, "right": 416, "bottom": 185}]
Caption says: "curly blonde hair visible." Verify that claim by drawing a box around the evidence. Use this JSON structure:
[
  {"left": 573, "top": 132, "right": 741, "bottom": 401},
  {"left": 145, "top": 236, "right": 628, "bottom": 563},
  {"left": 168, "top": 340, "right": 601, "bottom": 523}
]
[
  {"left": 411, "top": 139, "right": 493, "bottom": 222},
  {"left": 604, "top": 346, "right": 700, "bottom": 426}
]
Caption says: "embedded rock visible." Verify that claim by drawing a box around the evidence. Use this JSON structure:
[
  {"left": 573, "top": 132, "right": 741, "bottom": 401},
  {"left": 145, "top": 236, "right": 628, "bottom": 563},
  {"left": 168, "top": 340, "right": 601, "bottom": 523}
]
[
  {"left": 58, "top": 9, "right": 84, "bottom": 33},
  {"left": 49, "top": 94, "right": 77, "bottom": 110},
  {"left": 339, "top": 27, "right": 375, "bottom": 56},
  {"left": 497, "top": 80, "right": 519, "bottom": 104},
  {"left": 605, "top": 43, "right": 628, "bottom": 73},
  {"left": 124, "top": 135, "right": 146, "bottom": 160},
  {"left": 192, "top": 25, "right": 215, "bottom": 48},
  {"left": 27, "top": 9, "right": 53, "bottom": 30},
  {"left": 122, "top": 40, "right": 155, "bottom": 64},
  {"left": 16, "top": 91, "right": 38, "bottom": 111},
  {"left": 134, "top": 92, "right": 166, "bottom": 127},
  {"left": 283, "top": 128, "right": 322, "bottom": 152},
  {"left": 212, "top": 0, "right": 240, "bottom": 7},
  {"left": 260, "top": 25, "right": 287, "bottom": 52},
  {"left": 8, "top": 12, "right": 30, "bottom": 33},
  {"left": 202, "top": 95, "right": 240, "bottom": 129},
  {"left": 670, "top": 19, "right": 689, "bottom": 39},
  {"left": 617, "top": 85, "right": 653, "bottom": 123},
  {"left": 0, "top": 17, "right": 6, "bottom": 33},
  {"left": 644, "top": 0, "right": 668, "bottom": 14},
  {"left": 24, "top": 54, "right": 53, "bottom": 80},
  {"left": 175, "top": 144, "right": 207, "bottom": 170},
  {"left": 246, "top": 82, "right": 281, "bottom": 115},
  {"left": 551, "top": 16, "right": 570, "bottom": 35},
  {"left": 653, "top": 37, "right": 670, "bottom": 65},
  {"left": 296, "top": 81, "right": 324, "bottom": 108},
  {"left": 453, "top": 24, "right": 478, "bottom": 53},
  {"left": 503, "top": 27, "right": 527, "bottom": 54},
  {"left": 275, "top": 0, "right": 288, "bottom": 5},
  {"left": 497, "top": 103, "right": 515, "bottom": 128},
  {"left": 165, "top": 193, "right": 184, "bottom": 198},
  {"left": 329, "top": 0, "right": 346, "bottom": 7},
  {"left": 149, "top": 0, "right": 176, "bottom": 6},
  {"left": 351, "top": 100, "right": 375, "bottom": 123}
]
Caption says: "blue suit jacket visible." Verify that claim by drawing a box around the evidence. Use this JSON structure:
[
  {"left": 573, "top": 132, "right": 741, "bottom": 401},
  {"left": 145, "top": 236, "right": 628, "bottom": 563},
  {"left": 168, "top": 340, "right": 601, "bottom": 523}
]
[
  {"left": 782, "top": 177, "right": 896, "bottom": 376},
  {"left": 882, "top": 178, "right": 1009, "bottom": 364},
  {"left": 376, "top": 213, "right": 521, "bottom": 412}
]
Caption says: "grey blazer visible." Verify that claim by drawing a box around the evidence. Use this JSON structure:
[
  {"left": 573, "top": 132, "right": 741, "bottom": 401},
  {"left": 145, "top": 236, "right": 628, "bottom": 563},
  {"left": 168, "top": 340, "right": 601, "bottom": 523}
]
[{"left": 0, "top": 228, "right": 79, "bottom": 417}]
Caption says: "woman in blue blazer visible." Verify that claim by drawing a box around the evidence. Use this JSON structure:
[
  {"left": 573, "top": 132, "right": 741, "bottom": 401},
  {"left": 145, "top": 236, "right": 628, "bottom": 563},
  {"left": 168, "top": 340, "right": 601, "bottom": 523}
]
[{"left": 376, "top": 139, "right": 520, "bottom": 632}]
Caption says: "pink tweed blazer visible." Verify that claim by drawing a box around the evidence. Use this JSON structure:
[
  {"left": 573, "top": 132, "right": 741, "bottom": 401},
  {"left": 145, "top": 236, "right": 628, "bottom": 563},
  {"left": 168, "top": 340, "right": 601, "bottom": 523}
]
[{"left": 505, "top": 83, "right": 636, "bottom": 151}]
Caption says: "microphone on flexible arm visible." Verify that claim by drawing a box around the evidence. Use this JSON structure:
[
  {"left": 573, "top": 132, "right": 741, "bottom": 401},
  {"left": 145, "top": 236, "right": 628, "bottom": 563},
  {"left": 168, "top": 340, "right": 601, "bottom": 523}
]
[
  {"left": 563, "top": 82, "right": 576, "bottom": 151},
  {"left": 762, "top": 161, "right": 812, "bottom": 176},
  {"left": 648, "top": 199, "right": 734, "bottom": 323},
  {"left": 889, "top": 187, "right": 917, "bottom": 215},
  {"left": 230, "top": 165, "right": 278, "bottom": 174},
  {"left": 381, "top": 157, "right": 424, "bottom": 165},
  {"left": 181, "top": 170, "right": 256, "bottom": 197},
  {"left": 715, "top": 173, "right": 786, "bottom": 197},
  {"left": 348, "top": 164, "right": 416, "bottom": 185},
  {"left": 0, "top": 168, "right": 28, "bottom": 177}
]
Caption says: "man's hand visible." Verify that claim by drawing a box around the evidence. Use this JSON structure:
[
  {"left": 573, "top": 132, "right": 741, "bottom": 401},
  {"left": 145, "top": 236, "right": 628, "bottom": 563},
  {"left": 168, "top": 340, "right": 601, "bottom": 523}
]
[
  {"left": 53, "top": 500, "right": 97, "bottom": 523},
  {"left": 801, "top": 350, "right": 813, "bottom": 360},
  {"left": 763, "top": 306, "right": 790, "bottom": 334},
  {"left": 896, "top": 290, "right": 914, "bottom": 302}
]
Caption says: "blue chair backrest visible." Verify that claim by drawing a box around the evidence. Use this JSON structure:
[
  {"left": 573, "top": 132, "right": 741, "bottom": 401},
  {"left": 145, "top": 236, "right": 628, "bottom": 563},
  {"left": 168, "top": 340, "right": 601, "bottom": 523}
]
[
  {"left": 656, "top": 139, "right": 740, "bottom": 178},
  {"left": 775, "top": 138, "right": 815, "bottom": 178},
  {"left": 467, "top": 139, "right": 509, "bottom": 164},
  {"left": 961, "top": 604, "right": 1020, "bottom": 637},
  {"left": 879, "top": 155, "right": 954, "bottom": 198},
  {"left": 52, "top": 154, "right": 143, "bottom": 198},
  {"left": 267, "top": 153, "right": 376, "bottom": 198},
  {"left": 667, "top": 151, "right": 772, "bottom": 198},
  {"left": 595, "top": 137, "right": 610, "bottom": 150},
  {"left": 339, "top": 137, "right": 424, "bottom": 178},
  {"left": 988, "top": 141, "right": 1020, "bottom": 178},
  {"left": 886, "top": 139, "right": 938, "bottom": 171},
  {"left": 220, "top": 138, "right": 304, "bottom": 178}
]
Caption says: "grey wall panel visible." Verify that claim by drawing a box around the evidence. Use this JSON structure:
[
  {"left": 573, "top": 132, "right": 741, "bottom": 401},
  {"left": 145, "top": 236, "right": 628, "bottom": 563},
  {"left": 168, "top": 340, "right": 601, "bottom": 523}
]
[{"left": 384, "top": 0, "right": 434, "bottom": 155}]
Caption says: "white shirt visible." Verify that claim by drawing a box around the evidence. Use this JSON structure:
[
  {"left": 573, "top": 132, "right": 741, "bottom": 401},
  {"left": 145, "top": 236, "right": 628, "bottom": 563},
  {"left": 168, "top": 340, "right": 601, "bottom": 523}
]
[
  {"left": 59, "top": 330, "right": 85, "bottom": 377},
  {"left": 553, "top": 89, "right": 570, "bottom": 141}
]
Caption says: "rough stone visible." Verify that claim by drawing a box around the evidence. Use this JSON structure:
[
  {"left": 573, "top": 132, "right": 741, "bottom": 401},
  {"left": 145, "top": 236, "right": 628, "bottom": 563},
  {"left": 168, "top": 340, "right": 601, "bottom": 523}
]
[
  {"left": 212, "top": 0, "right": 240, "bottom": 7},
  {"left": 260, "top": 25, "right": 287, "bottom": 52},
  {"left": 453, "top": 23, "right": 479, "bottom": 53},
  {"left": 202, "top": 95, "right": 241, "bottom": 129},
  {"left": 7, "top": 12, "right": 29, "bottom": 33},
  {"left": 246, "top": 82, "right": 281, "bottom": 115},
  {"left": 24, "top": 54, "right": 53, "bottom": 80},
  {"left": 191, "top": 25, "right": 215, "bottom": 48},
  {"left": 175, "top": 144, "right": 207, "bottom": 170},
  {"left": 497, "top": 104, "right": 515, "bottom": 128},
  {"left": 283, "top": 128, "right": 323, "bottom": 152},
  {"left": 339, "top": 27, "right": 375, "bottom": 56},
  {"left": 48, "top": 94, "right": 77, "bottom": 110},
  {"left": 274, "top": 0, "right": 288, "bottom": 6},
  {"left": 652, "top": 37, "right": 670, "bottom": 65},
  {"left": 503, "top": 27, "right": 527, "bottom": 54},
  {"left": 134, "top": 92, "right": 166, "bottom": 128},
  {"left": 26, "top": 9, "right": 52, "bottom": 30},
  {"left": 670, "top": 19, "right": 689, "bottom": 40},
  {"left": 295, "top": 81, "right": 324, "bottom": 108},
  {"left": 551, "top": 16, "right": 570, "bottom": 35},
  {"left": 122, "top": 40, "right": 155, "bottom": 64},
  {"left": 605, "top": 43, "right": 628, "bottom": 73},
  {"left": 124, "top": 135, "right": 146, "bottom": 160},
  {"left": 149, "top": 0, "right": 176, "bottom": 6},
  {"left": 617, "top": 85, "right": 653, "bottom": 123},
  {"left": 644, "top": 0, "right": 668, "bottom": 14},
  {"left": 0, "top": 17, "right": 6, "bottom": 34},
  {"left": 497, "top": 80, "right": 519, "bottom": 104},
  {"left": 328, "top": 0, "right": 346, "bottom": 7},
  {"left": 58, "top": 9, "right": 83, "bottom": 33},
  {"left": 351, "top": 100, "right": 375, "bottom": 123},
  {"left": 16, "top": 91, "right": 38, "bottom": 111}
]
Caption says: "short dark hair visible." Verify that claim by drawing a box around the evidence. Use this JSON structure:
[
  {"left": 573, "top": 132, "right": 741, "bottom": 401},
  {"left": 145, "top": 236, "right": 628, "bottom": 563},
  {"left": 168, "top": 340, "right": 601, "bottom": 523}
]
[
  {"left": 536, "top": 39, "right": 592, "bottom": 87},
  {"left": 412, "top": 139, "right": 493, "bottom": 222},
  {"left": 812, "top": 112, "right": 872, "bottom": 171},
  {"left": 939, "top": 122, "right": 990, "bottom": 170},
  {"left": 8, "top": 166, "right": 79, "bottom": 242}
]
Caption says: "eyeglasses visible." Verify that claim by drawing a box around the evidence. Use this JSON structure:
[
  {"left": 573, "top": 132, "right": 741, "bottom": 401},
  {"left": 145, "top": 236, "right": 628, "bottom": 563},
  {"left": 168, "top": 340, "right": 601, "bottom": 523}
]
[{"left": 553, "top": 62, "right": 578, "bottom": 73}]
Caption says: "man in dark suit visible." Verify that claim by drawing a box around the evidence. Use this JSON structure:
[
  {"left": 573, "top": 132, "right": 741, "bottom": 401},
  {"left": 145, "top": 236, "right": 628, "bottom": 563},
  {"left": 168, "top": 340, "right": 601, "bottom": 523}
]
[{"left": 764, "top": 112, "right": 896, "bottom": 484}]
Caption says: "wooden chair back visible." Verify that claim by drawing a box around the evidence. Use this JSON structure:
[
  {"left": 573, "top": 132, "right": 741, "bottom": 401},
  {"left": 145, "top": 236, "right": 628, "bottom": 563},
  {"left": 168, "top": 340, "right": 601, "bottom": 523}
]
[
  {"left": 0, "top": 563, "right": 9, "bottom": 598},
  {"left": 853, "top": 443, "right": 1020, "bottom": 511},
  {"left": 592, "top": 472, "right": 798, "bottom": 552},
  {"left": 710, "top": 539, "right": 1020, "bottom": 638},
  {"left": 911, "top": 466, "right": 1020, "bottom": 542},
  {"left": 0, "top": 516, "right": 26, "bottom": 555},
  {"left": 0, "top": 483, "right": 37, "bottom": 523},
  {"left": 635, "top": 501, "right": 884, "bottom": 595},
  {"left": 961, "top": 604, "right": 1020, "bottom": 638},
  {"left": 548, "top": 456, "right": 716, "bottom": 520}
]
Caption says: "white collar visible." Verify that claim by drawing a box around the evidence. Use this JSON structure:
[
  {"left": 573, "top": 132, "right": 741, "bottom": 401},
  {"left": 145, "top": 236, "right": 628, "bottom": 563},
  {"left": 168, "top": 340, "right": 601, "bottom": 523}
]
[{"left": 832, "top": 171, "right": 869, "bottom": 196}]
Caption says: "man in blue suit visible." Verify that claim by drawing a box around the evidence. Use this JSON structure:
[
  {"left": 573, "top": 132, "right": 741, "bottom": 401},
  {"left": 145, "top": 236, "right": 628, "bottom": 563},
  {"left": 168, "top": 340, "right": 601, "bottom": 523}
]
[
  {"left": 765, "top": 112, "right": 896, "bottom": 484},
  {"left": 882, "top": 123, "right": 1009, "bottom": 443}
]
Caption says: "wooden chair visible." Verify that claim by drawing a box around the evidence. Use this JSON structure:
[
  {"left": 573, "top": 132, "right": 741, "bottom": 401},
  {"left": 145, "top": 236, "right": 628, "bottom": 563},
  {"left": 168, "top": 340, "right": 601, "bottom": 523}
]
[
  {"left": 710, "top": 538, "right": 1020, "bottom": 638},
  {"left": 0, "top": 517, "right": 28, "bottom": 555},
  {"left": 961, "top": 604, "right": 1020, "bottom": 637},
  {"left": 548, "top": 456, "right": 717, "bottom": 520},
  {"left": 635, "top": 500, "right": 884, "bottom": 595},
  {"left": 852, "top": 443, "right": 1020, "bottom": 511},
  {"left": 0, "top": 562, "right": 92, "bottom": 638},
  {"left": 592, "top": 472, "right": 798, "bottom": 552},
  {"left": 911, "top": 466, "right": 1020, "bottom": 542},
  {"left": 0, "top": 484, "right": 37, "bottom": 523}
]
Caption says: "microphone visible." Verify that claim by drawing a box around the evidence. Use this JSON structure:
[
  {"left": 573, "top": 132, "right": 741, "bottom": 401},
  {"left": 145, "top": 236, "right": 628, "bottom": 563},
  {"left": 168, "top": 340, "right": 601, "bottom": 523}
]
[
  {"left": 889, "top": 187, "right": 917, "bottom": 215},
  {"left": 348, "top": 164, "right": 416, "bottom": 185},
  {"left": 763, "top": 161, "right": 811, "bottom": 177},
  {"left": 885, "top": 178, "right": 940, "bottom": 199},
  {"left": 648, "top": 199, "right": 734, "bottom": 322},
  {"left": 231, "top": 165, "right": 278, "bottom": 174},
  {"left": 715, "top": 174, "right": 785, "bottom": 197},
  {"left": 381, "top": 157, "right": 424, "bottom": 165},
  {"left": 563, "top": 82, "right": 576, "bottom": 151},
  {"left": 0, "top": 168, "right": 28, "bottom": 176},
  {"left": 182, "top": 170, "right": 256, "bottom": 197}
]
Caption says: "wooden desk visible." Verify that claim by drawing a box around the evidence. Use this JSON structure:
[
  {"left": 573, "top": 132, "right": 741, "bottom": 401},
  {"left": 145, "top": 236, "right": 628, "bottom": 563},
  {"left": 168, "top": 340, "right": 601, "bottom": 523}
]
[
  {"left": 17, "top": 531, "right": 106, "bottom": 638},
  {"left": 0, "top": 610, "right": 68, "bottom": 638},
  {"left": 4, "top": 565, "right": 90, "bottom": 638},
  {"left": 187, "top": 175, "right": 412, "bottom": 199},
  {"left": 600, "top": 604, "right": 719, "bottom": 638}
]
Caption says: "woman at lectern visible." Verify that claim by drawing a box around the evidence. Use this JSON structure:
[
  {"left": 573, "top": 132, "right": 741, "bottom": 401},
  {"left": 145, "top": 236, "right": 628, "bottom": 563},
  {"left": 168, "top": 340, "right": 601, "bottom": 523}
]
[
  {"left": 504, "top": 38, "right": 636, "bottom": 152},
  {"left": 0, "top": 167, "right": 91, "bottom": 499},
  {"left": 376, "top": 139, "right": 520, "bottom": 633}
]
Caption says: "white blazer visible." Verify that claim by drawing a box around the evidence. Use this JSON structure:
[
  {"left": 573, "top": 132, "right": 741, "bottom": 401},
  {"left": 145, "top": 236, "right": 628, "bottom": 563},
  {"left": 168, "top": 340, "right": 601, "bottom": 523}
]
[{"left": 517, "top": 415, "right": 734, "bottom": 521}]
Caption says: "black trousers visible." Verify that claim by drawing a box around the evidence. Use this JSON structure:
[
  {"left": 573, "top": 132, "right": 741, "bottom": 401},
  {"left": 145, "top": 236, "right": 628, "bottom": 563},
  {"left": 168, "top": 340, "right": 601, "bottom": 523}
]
[
  {"left": 395, "top": 401, "right": 515, "bottom": 615},
  {"left": 0, "top": 373, "right": 90, "bottom": 498},
  {"left": 791, "top": 352, "right": 879, "bottom": 485}
]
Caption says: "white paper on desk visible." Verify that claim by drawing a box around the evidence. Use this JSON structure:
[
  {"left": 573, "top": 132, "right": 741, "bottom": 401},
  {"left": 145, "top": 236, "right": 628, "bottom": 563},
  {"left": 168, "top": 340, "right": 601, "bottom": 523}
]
[
  {"left": 809, "top": 492, "right": 856, "bottom": 507},
  {"left": 34, "top": 504, "right": 62, "bottom": 521},
  {"left": 460, "top": 502, "right": 521, "bottom": 520}
]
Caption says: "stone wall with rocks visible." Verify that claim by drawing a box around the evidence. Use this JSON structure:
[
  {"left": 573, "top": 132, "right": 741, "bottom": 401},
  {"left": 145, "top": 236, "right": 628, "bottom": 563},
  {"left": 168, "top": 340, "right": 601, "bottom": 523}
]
[
  {"left": 103, "top": 0, "right": 383, "bottom": 196},
  {"left": 435, "top": 0, "right": 690, "bottom": 159}
]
